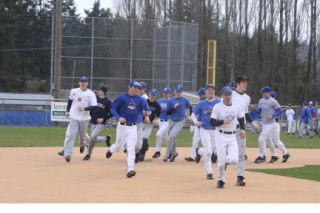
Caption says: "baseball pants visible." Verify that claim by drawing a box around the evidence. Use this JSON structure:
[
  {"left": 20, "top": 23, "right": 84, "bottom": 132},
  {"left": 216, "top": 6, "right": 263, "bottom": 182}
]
[
  {"left": 318, "top": 121, "right": 320, "bottom": 133},
  {"left": 142, "top": 123, "right": 154, "bottom": 139},
  {"left": 86, "top": 124, "right": 107, "bottom": 155},
  {"left": 299, "top": 122, "right": 312, "bottom": 137},
  {"left": 155, "top": 120, "right": 169, "bottom": 152},
  {"left": 216, "top": 131, "right": 238, "bottom": 182},
  {"left": 190, "top": 126, "right": 201, "bottom": 159},
  {"left": 287, "top": 119, "right": 294, "bottom": 134},
  {"left": 236, "top": 128, "right": 246, "bottom": 177},
  {"left": 198, "top": 128, "right": 216, "bottom": 175},
  {"left": 164, "top": 119, "right": 185, "bottom": 159},
  {"left": 258, "top": 123, "right": 276, "bottom": 158},
  {"left": 135, "top": 122, "right": 143, "bottom": 153},
  {"left": 110, "top": 122, "right": 137, "bottom": 172},
  {"left": 64, "top": 118, "right": 90, "bottom": 157}
]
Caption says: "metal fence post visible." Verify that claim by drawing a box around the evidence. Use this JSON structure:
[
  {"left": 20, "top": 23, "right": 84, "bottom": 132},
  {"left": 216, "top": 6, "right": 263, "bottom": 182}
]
[
  {"left": 166, "top": 21, "right": 172, "bottom": 88},
  {"left": 90, "top": 17, "right": 95, "bottom": 89},
  {"left": 180, "top": 23, "right": 185, "bottom": 87},
  {"left": 129, "top": 19, "right": 134, "bottom": 82},
  {"left": 152, "top": 24, "right": 156, "bottom": 89},
  {"left": 194, "top": 24, "right": 199, "bottom": 91},
  {"left": 50, "top": 14, "right": 54, "bottom": 95}
]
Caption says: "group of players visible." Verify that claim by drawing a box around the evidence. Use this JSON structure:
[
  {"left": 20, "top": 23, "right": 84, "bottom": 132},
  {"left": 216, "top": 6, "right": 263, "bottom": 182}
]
[{"left": 58, "top": 75, "right": 291, "bottom": 189}]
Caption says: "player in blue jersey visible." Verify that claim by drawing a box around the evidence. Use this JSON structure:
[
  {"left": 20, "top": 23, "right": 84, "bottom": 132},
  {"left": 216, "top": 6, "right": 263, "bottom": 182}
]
[
  {"left": 163, "top": 85, "right": 193, "bottom": 162},
  {"left": 192, "top": 84, "right": 220, "bottom": 180},
  {"left": 299, "top": 102, "right": 313, "bottom": 139},
  {"left": 105, "top": 81, "right": 149, "bottom": 178}
]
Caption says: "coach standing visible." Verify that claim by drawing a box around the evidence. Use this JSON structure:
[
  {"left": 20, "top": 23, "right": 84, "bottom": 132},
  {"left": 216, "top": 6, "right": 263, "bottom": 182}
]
[
  {"left": 62, "top": 76, "right": 97, "bottom": 162},
  {"left": 106, "top": 81, "right": 149, "bottom": 178}
]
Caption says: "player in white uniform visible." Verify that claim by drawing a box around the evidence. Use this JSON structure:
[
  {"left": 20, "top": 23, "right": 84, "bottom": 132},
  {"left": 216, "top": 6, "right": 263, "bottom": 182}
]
[
  {"left": 210, "top": 86, "right": 246, "bottom": 189},
  {"left": 61, "top": 76, "right": 97, "bottom": 162},
  {"left": 232, "top": 75, "right": 259, "bottom": 186},
  {"left": 185, "top": 88, "right": 207, "bottom": 162},
  {"left": 285, "top": 104, "right": 295, "bottom": 135},
  {"left": 191, "top": 84, "right": 220, "bottom": 180}
]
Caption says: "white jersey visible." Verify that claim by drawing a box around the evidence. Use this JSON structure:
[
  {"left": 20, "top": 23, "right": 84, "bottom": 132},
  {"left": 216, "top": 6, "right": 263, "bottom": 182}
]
[
  {"left": 232, "top": 90, "right": 250, "bottom": 123},
  {"left": 211, "top": 102, "right": 243, "bottom": 132},
  {"left": 285, "top": 109, "right": 295, "bottom": 121},
  {"left": 69, "top": 88, "right": 97, "bottom": 121},
  {"left": 142, "top": 93, "right": 148, "bottom": 100}
]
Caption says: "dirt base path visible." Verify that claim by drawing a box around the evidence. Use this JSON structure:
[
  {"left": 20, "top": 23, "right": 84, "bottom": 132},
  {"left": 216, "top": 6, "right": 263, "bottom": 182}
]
[{"left": 0, "top": 147, "right": 319, "bottom": 203}]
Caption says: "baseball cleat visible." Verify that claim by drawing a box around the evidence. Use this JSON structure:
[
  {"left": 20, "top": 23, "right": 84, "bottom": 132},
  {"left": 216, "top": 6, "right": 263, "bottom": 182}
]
[
  {"left": 216, "top": 180, "right": 225, "bottom": 189},
  {"left": 244, "top": 154, "right": 248, "bottom": 161},
  {"left": 282, "top": 153, "right": 290, "bottom": 163},
  {"left": 80, "top": 146, "right": 85, "bottom": 154},
  {"left": 268, "top": 156, "right": 279, "bottom": 163},
  {"left": 195, "top": 148, "right": 201, "bottom": 163},
  {"left": 163, "top": 158, "right": 168, "bottom": 162},
  {"left": 106, "top": 150, "right": 112, "bottom": 158},
  {"left": 83, "top": 154, "right": 90, "bottom": 161},
  {"left": 65, "top": 155, "right": 71, "bottom": 162},
  {"left": 126, "top": 170, "right": 136, "bottom": 178},
  {"left": 206, "top": 173, "right": 214, "bottom": 180},
  {"left": 184, "top": 157, "right": 195, "bottom": 162},
  {"left": 58, "top": 150, "right": 64, "bottom": 156},
  {"left": 236, "top": 176, "right": 246, "bottom": 186},
  {"left": 123, "top": 148, "right": 127, "bottom": 153},
  {"left": 254, "top": 156, "right": 266, "bottom": 164},
  {"left": 211, "top": 153, "right": 217, "bottom": 163},
  {"left": 152, "top": 152, "right": 161, "bottom": 159},
  {"left": 135, "top": 153, "right": 139, "bottom": 163},
  {"left": 105, "top": 135, "right": 111, "bottom": 147},
  {"left": 169, "top": 152, "right": 178, "bottom": 162}
]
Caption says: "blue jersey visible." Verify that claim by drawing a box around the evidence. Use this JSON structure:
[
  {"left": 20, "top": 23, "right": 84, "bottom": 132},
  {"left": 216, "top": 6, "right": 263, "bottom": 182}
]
[
  {"left": 111, "top": 92, "right": 149, "bottom": 123},
  {"left": 309, "top": 106, "right": 316, "bottom": 118},
  {"left": 157, "top": 98, "right": 170, "bottom": 121},
  {"left": 166, "top": 96, "right": 193, "bottom": 121},
  {"left": 301, "top": 107, "right": 310, "bottom": 123},
  {"left": 193, "top": 98, "right": 220, "bottom": 129},
  {"left": 249, "top": 108, "right": 261, "bottom": 121}
]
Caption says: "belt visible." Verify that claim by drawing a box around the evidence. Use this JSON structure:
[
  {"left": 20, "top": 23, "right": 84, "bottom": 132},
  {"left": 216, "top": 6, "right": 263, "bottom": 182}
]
[
  {"left": 219, "top": 130, "right": 236, "bottom": 135},
  {"left": 120, "top": 122, "right": 136, "bottom": 126},
  {"left": 160, "top": 119, "right": 168, "bottom": 122}
]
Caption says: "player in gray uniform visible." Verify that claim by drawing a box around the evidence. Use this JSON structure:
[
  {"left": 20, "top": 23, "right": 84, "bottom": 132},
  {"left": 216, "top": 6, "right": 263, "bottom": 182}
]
[{"left": 254, "top": 86, "right": 290, "bottom": 164}]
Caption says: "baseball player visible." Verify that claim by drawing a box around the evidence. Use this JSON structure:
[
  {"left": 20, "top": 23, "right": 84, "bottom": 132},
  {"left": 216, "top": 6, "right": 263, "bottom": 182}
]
[
  {"left": 185, "top": 87, "right": 207, "bottom": 162},
  {"left": 308, "top": 101, "right": 318, "bottom": 136},
  {"left": 61, "top": 76, "right": 97, "bottom": 162},
  {"left": 140, "top": 82, "right": 149, "bottom": 99},
  {"left": 228, "top": 81, "right": 236, "bottom": 91},
  {"left": 285, "top": 104, "right": 295, "bottom": 135},
  {"left": 152, "top": 87, "right": 172, "bottom": 159},
  {"left": 231, "top": 75, "right": 259, "bottom": 186},
  {"left": 254, "top": 86, "right": 290, "bottom": 164},
  {"left": 249, "top": 104, "right": 260, "bottom": 133},
  {"left": 137, "top": 89, "right": 161, "bottom": 162},
  {"left": 210, "top": 86, "right": 245, "bottom": 189},
  {"left": 192, "top": 84, "right": 220, "bottom": 180},
  {"left": 82, "top": 86, "right": 112, "bottom": 161},
  {"left": 299, "top": 102, "right": 313, "bottom": 138},
  {"left": 105, "top": 81, "right": 149, "bottom": 178},
  {"left": 164, "top": 85, "right": 193, "bottom": 162}
]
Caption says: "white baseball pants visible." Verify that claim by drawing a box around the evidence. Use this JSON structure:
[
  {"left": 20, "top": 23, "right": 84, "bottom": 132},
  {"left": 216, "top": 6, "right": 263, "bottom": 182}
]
[
  {"left": 190, "top": 126, "right": 201, "bottom": 159},
  {"left": 198, "top": 128, "right": 216, "bottom": 175},
  {"left": 236, "top": 128, "right": 246, "bottom": 177},
  {"left": 216, "top": 131, "right": 238, "bottom": 182},
  {"left": 135, "top": 122, "right": 143, "bottom": 153},
  {"left": 110, "top": 122, "right": 137, "bottom": 172},
  {"left": 155, "top": 120, "right": 169, "bottom": 152},
  {"left": 287, "top": 119, "right": 294, "bottom": 134}
]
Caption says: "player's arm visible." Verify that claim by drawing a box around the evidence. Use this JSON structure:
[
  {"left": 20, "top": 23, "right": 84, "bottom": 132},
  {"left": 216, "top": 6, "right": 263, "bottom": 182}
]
[
  {"left": 186, "top": 98, "right": 193, "bottom": 115},
  {"left": 110, "top": 97, "right": 123, "bottom": 121},
  {"left": 105, "top": 100, "right": 113, "bottom": 119},
  {"left": 166, "top": 100, "right": 176, "bottom": 115}
]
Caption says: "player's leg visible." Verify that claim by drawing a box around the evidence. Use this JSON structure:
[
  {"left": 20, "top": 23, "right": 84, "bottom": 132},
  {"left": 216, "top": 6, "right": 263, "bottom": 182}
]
[
  {"left": 210, "top": 130, "right": 217, "bottom": 163},
  {"left": 154, "top": 121, "right": 168, "bottom": 158},
  {"left": 164, "top": 120, "right": 175, "bottom": 161},
  {"left": 236, "top": 128, "right": 246, "bottom": 185},
  {"left": 199, "top": 128, "right": 213, "bottom": 179},
  {"left": 138, "top": 124, "right": 153, "bottom": 162},
  {"left": 287, "top": 120, "right": 291, "bottom": 134},
  {"left": 168, "top": 120, "right": 185, "bottom": 162},
  {"left": 186, "top": 126, "right": 200, "bottom": 162},
  {"left": 255, "top": 125, "right": 273, "bottom": 163},
  {"left": 63, "top": 119, "right": 80, "bottom": 161},
  {"left": 135, "top": 122, "right": 143, "bottom": 154},
  {"left": 126, "top": 125, "right": 138, "bottom": 177},
  {"left": 108, "top": 122, "right": 127, "bottom": 156},
  {"left": 86, "top": 124, "right": 105, "bottom": 159},
  {"left": 216, "top": 132, "right": 227, "bottom": 187}
]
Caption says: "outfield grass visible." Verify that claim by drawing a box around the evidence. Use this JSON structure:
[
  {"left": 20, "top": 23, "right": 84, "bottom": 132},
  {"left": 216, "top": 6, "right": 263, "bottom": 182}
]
[
  {"left": 247, "top": 165, "right": 320, "bottom": 182},
  {"left": 0, "top": 126, "right": 319, "bottom": 148}
]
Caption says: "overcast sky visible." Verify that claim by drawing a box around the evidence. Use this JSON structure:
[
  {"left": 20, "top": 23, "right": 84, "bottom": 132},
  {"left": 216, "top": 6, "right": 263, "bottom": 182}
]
[{"left": 74, "top": 0, "right": 115, "bottom": 16}]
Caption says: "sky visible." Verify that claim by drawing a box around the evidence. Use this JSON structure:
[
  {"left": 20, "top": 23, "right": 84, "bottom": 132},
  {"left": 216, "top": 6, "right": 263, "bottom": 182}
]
[{"left": 74, "top": 0, "right": 115, "bottom": 16}]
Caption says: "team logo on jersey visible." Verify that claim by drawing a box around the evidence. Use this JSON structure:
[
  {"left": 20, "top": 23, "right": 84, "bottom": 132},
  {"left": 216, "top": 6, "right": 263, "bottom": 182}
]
[
  {"left": 97, "top": 103, "right": 105, "bottom": 109},
  {"left": 225, "top": 115, "right": 235, "bottom": 120},
  {"left": 160, "top": 103, "right": 167, "bottom": 110},
  {"left": 204, "top": 106, "right": 213, "bottom": 115},
  {"left": 128, "top": 101, "right": 136, "bottom": 110},
  {"left": 78, "top": 97, "right": 82, "bottom": 102}
]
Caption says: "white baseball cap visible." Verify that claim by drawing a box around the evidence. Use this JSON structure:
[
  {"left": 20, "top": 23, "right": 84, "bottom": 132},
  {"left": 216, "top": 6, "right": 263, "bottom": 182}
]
[{"left": 309, "top": 101, "right": 313, "bottom": 105}]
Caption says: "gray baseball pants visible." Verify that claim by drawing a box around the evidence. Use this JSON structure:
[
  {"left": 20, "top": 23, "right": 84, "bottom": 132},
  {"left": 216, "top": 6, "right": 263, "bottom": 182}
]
[
  {"left": 236, "top": 128, "right": 246, "bottom": 177},
  {"left": 86, "top": 124, "right": 107, "bottom": 155},
  {"left": 299, "top": 122, "right": 312, "bottom": 137},
  {"left": 164, "top": 119, "right": 185, "bottom": 159},
  {"left": 64, "top": 118, "right": 90, "bottom": 157}
]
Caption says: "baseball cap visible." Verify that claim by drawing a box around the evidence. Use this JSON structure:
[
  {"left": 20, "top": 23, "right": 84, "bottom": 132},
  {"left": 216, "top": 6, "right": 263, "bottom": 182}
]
[
  {"left": 259, "top": 86, "right": 271, "bottom": 93},
  {"left": 197, "top": 88, "right": 206, "bottom": 96},
  {"left": 128, "top": 81, "right": 142, "bottom": 87},
  {"left": 149, "top": 89, "right": 158, "bottom": 95},
  {"left": 140, "top": 82, "right": 147, "bottom": 89},
  {"left": 99, "top": 85, "right": 108, "bottom": 93},
  {"left": 221, "top": 86, "right": 233, "bottom": 94},
  {"left": 270, "top": 91, "right": 277, "bottom": 98},
  {"left": 228, "top": 81, "right": 236, "bottom": 88},
  {"left": 163, "top": 87, "right": 172, "bottom": 93},
  {"left": 288, "top": 104, "right": 292, "bottom": 107},
  {"left": 175, "top": 85, "right": 183, "bottom": 92},
  {"left": 79, "top": 76, "right": 88, "bottom": 81},
  {"left": 235, "top": 75, "right": 250, "bottom": 83},
  {"left": 205, "top": 84, "right": 215, "bottom": 90},
  {"left": 303, "top": 102, "right": 308, "bottom": 106},
  {"left": 309, "top": 101, "right": 313, "bottom": 105}
]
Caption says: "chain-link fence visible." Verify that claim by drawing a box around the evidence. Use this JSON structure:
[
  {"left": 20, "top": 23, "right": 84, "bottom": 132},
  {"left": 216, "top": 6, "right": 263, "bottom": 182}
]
[{"left": 51, "top": 16, "right": 198, "bottom": 98}]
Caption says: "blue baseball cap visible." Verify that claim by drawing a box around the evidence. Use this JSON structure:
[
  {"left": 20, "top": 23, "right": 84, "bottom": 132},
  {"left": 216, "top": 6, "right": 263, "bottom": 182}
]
[
  {"left": 128, "top": 81, "right": 142, "bottom": 87},
  {"left": 270, "top": 91, "right": 277, "bottom": 98},
  {"left": 259, "top": 86, "right": 271, "bottom": 93},
  {"left": 175, "top": 85, "right": 183, "bottom": 92},
  {"left": 140, "top": 82, "right": 147, "bottom": 89},
  {"left": 79, "top": 76, "right": 88, "bottom": 81},
  {"left": 221, "top": 86, "right": 233, "bottom": 94},
  {"left": 303, "top": 102, "right": 308, "bottom": 106},
  {"left": 205, "top": 84, "right": 215, "bottom": 90},
  {"left": 163, "top": 87, "right": 172, "bottom": 93},
  {"left": 197, "top": 88, "right": 206, "bottom": 96},
  {"left": 228, "top": 81, "right": 236, "bottom": 87},
  {"left": 149, "top": 89, "right": 158, "bottom": 95}
]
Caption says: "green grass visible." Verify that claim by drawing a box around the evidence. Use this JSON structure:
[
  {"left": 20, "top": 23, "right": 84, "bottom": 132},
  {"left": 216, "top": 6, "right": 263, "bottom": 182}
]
[
  {"left": 247, "top": 165, "right": 320, "bottom": 182},
  {"left": 0, "top": 126, "right": 319, "bottom": 148}
]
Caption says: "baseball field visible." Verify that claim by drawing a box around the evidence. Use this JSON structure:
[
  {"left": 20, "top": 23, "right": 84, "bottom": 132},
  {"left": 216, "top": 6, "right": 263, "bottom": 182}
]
[{"left": 0, "top": 126, "right": 319, "bottom": 203}]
